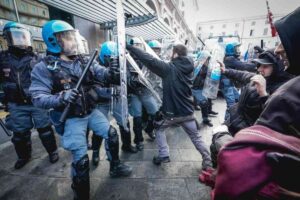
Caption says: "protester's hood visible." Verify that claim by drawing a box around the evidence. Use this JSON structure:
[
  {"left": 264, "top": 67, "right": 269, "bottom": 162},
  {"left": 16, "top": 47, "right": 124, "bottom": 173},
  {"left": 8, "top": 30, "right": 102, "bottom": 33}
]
[{"left": 274, "top": 7, "right": 300, "bottom": 76}]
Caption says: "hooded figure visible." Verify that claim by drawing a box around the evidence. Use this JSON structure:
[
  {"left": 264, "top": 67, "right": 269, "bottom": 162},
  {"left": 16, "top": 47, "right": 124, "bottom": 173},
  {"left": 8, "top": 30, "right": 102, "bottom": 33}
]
[
  {"left": 256, "top": 7, "right": 300, "bottom": 138},
  {"left": 205, "top": 8, "right": 300, "bottom": 200},
  {"left": 223, "top": 50, "right": 293, "bottom": 135}
]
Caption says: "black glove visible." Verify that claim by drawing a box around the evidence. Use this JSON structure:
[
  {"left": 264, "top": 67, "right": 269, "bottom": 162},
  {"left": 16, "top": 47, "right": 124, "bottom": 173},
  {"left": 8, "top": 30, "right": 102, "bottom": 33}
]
[
  {"left": 253, "top": 45, "right": 264, "bottom": 54},
  {"left": 128, "top": 73, "right": 144, "bottom": 89},
  {"left": 62, "top": 89, "right": 79, "bottom": 104},
  {"left": 107, "top": 67, "right": 120, "bottom": 85}
]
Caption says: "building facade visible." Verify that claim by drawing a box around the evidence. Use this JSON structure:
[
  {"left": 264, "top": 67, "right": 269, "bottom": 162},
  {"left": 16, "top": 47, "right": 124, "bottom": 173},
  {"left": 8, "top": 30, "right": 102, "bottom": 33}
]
[
  {"left": 196, "top": 15, "right": 283, "bottom": 53},
  {"left": 144, "top": 0, "right": 198, "bottom": 49}
]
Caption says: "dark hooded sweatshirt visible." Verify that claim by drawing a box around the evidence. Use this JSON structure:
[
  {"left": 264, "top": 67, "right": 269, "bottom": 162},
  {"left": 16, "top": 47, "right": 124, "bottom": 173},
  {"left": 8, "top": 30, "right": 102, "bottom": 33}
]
[
  {"left": 256, "top": 7, "right": 300, "bottom": 138},
  {"left": 223, "top": 50, "right": 293, "bottom": 135},
  {"left": 127, "top": 45, "right": 194, "bottom": 118}
]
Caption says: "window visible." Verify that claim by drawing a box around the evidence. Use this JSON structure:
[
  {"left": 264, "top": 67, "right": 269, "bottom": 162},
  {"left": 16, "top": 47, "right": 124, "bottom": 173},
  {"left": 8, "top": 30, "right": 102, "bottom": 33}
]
[
  {"left": 210, "top": 25, "right": 214, "bottom": 29},
  {"left": 251, "top": 21, "right": 256, "bottom": 26},
  {"left": 222, "top": 24, "right": 227, "bottom": 28},
  {"left": 250, "top": 29, "right": 254, "bottom": 36},
  {"left": 235, "top": 23, "right": 239, "bottom": 27},
  {"left": 263, "top": 28, "right": 268, "bottom": 36}
]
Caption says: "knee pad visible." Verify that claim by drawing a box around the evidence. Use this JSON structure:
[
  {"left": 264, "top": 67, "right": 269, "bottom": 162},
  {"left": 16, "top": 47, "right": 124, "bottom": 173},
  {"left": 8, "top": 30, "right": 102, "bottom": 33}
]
[
  {"left": 12, "top": 131, "right": 32, "bottom": 159},
  {"left": 37, "top": 126, "right": 57, "bottom": 153},
  {"left": 37, "top": 126, "right": 55, "bottom": 139},
  {"left": 108, "top": 126, "right": 119, "bottom": 144},
  {"left": 105, "top": 126, "right": 119, "bottom": 161},
  {"left": 12, "top": 131, "right": 31, "bottom": 144},
  {"left": 72, "top": 154, "right": 90, "bottom": 179}
]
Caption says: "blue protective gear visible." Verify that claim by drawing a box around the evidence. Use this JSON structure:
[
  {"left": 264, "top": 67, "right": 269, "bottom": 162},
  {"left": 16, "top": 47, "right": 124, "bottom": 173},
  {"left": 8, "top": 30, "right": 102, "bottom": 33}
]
[
  {"left": 3, "top": 21, "right": 28, "bottom": 31},
  {"left": 42, "top": 20, "right": 74, "bottom": 54},
  {"left": 99, "top": 41, "right": 118, "bottom": 65},
  {"left": 3, "top": 21, "right": 32, "bottom": 48},
  {"left": 225, "top": 42, "right": 241, "bottom": 57},
  {"left": 148, "top": 40, "right": 162, "bottom": 49}
]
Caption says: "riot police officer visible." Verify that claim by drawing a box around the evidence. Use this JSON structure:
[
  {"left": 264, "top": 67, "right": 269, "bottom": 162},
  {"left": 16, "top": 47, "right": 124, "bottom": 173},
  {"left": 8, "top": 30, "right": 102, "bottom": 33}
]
[
  {"left": 128, "top": 37, "right": 159, "bottom": 150},
  {"left": 29, "top": 20, "right": 132, "bottom": 200},
  {"left": 0, "top": 21, "right": 59, "bottom": 169},
  {"left": 96, "top": 41, "right": 138, "bottom": 154}
]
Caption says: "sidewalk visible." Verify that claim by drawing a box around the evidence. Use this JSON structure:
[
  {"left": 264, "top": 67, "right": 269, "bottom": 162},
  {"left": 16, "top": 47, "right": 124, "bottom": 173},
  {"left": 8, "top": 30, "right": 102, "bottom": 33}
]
[{"left": 0, "top": 99, "right": 226, "bottom": 200}]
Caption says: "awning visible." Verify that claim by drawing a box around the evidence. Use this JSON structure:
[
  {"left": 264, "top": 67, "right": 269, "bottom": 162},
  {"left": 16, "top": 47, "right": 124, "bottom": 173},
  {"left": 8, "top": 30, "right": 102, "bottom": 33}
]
[{"left": 38, "top": 0, "right": 175, "bottom": 40}]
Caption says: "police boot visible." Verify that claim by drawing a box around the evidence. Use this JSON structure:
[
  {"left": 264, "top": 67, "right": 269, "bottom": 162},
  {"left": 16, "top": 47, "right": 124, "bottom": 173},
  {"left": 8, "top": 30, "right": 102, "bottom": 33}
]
[
  {"left": 133, "top": 117, "right": 144, "bottom": 151},
  {"left": 119, "top": 123, "right": 137, "bottom": 153},
  {"left": 200, "top": 102, "right": 213, "bottom": 127},
  {"left": 71, "top": 155, "right": 90, "bottom": 200},
  {"left": 106, "top": 126, "right": 132, "bottom": 177},
  {"left": 12, "top": 131, "right": 32, "bottom": 169},
  {"left": 37, "top": 126, "right": 59, "bottom": 163},
  {"left": 144, "top": 114, "right": 156, "bottom": 140},
  {"left": 208, "top": 99, "right": 218, "bottom": 116},
  {"left": 91, "top": 134, "right": 103, "bottom": 166}
]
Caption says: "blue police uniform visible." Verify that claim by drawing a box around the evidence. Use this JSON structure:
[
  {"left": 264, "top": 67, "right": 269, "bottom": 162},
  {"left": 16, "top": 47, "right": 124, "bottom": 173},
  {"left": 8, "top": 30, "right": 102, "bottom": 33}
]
[{"left": 0, "top": 49, "right": 58, "bottom": 169}]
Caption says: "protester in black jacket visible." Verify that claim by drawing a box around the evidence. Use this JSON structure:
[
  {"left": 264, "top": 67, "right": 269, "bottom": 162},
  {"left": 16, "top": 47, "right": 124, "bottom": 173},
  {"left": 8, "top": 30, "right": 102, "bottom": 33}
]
[
  {"left": 222, "top": 50, "right": 293, "bottom": 135},
  {"left": 256, "top": 7, "right": 300, "bottom": 138},
  {"left": 127, "top": 44, "right": 212, "bottom": 171}
]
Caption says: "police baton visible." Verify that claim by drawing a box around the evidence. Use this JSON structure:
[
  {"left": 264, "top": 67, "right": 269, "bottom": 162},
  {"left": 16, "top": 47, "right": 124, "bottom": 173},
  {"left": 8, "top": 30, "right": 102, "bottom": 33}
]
[{"left": 59, "top": 49, "right": 98, "bottom": 123}]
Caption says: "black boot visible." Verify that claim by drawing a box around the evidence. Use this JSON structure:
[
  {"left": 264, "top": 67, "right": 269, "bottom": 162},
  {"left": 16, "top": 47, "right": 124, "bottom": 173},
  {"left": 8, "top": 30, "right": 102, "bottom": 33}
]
[
  {"left": 153, "top": 156, "right": 170, "bottom": 165},
  {"left": 119, "top": 123, "right": 137, "bottom": 153},
  {"left": 208, "top": 99, "right": 218, "bottom": 116},
  {"left": 200, "top": 101, "right": 213, "bottom": 127},
  {"left": 144, "top": 114, "right": 156, "bottom": 140},
  {"left": 12, "top": 131, "right": 32, "bottom": 169},
  {"left": 72, "top": 155, "right": 90, "bottom": 200},
  {"left": 133, "top": 117, "right": 144, "bottom": 151},
  {"left": 37, "top": 126, "right": 59, "bottom": 163},
  {"left": 203, "top": 118, "right": 213, "bottom": 127},
  {"left": 110, "top": 160, "right": 133, "bottom": 177},
  {"left": 106, "top": 126, "right": 132, "bottom": 177},
  {"left": 91, "top": 134, "right": 103, "bottom": 166}
]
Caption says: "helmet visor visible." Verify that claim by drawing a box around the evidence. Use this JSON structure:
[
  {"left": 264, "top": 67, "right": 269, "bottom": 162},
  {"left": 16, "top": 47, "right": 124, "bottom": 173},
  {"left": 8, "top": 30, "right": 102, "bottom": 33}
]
[
  {"left": 56, "top": 30, "right": 86, "bottom": 56},
  {"left": 5, "top": 27, "right": 32, "bottom": 48}
]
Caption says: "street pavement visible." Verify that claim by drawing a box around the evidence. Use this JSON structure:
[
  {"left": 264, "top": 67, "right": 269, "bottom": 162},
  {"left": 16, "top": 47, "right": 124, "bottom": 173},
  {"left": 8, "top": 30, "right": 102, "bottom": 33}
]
[{"left": 0, "top": 99, "right": 226, "bottom": 200}]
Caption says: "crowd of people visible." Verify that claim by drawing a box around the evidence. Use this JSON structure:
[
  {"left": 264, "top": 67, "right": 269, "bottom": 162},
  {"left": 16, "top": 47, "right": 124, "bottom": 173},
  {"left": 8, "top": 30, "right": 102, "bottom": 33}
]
[{"left": 0, "top": 6, "right": 299, "bottom": 200}]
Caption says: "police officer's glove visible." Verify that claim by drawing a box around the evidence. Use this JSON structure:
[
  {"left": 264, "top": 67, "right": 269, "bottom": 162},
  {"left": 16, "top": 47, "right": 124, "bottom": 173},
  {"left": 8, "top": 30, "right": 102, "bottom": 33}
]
[
  {"left": 154, "top": 108, "right": 164, "bottom": 122},
  {"left": 62, "top": 89, "right": 79, "bottom": 104},
  {"left": 107, "top": 67, "right": 120, "bottom": 85}
]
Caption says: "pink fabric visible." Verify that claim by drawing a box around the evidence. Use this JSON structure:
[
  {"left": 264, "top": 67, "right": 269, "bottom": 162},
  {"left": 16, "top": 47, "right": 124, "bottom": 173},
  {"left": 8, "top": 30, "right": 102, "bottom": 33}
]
[{"left": 212, "top": 125, "right": 300, "bottom": 200}]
